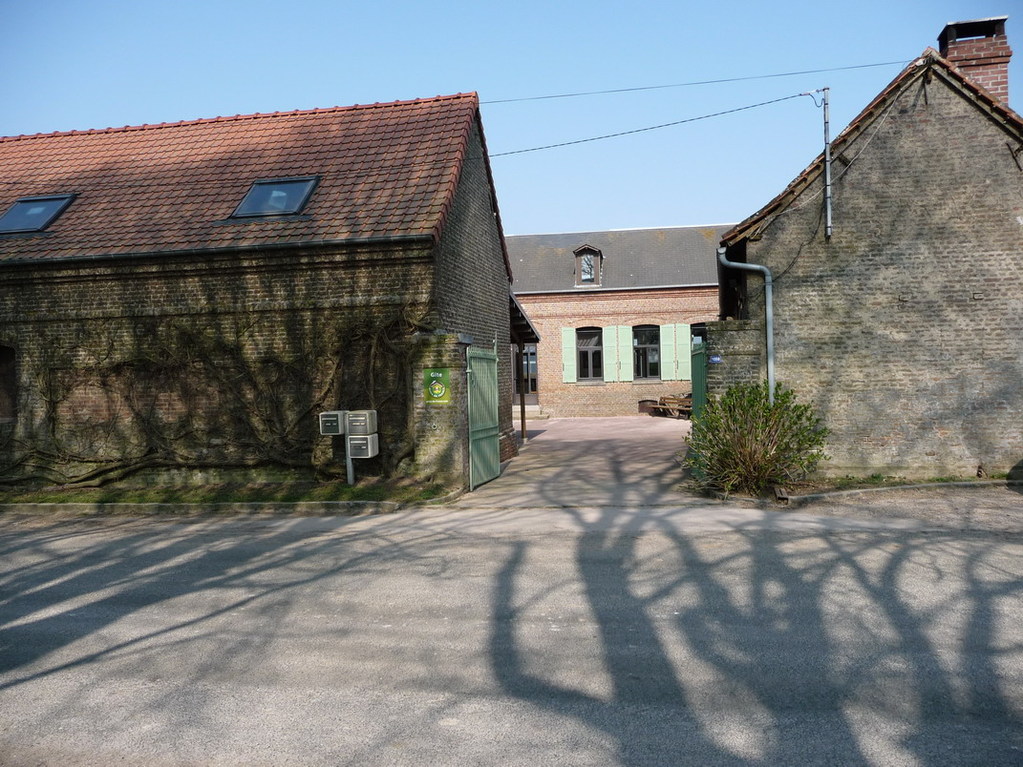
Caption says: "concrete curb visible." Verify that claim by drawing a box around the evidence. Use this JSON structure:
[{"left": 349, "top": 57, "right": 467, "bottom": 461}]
[
  {"left": 0, "top": 500, "right": 403, "bottom": 518},
  {"left": 419, "top": 488, "right": 469, "bottom": 506},
  {"left": 705, "top": 479, "right": 1023, "bottom": 509},
  {"left": 784, "top": 479, "right": 1023, "bottom": 508},
  {"left": 0, "top": 482, "right": 1017, "bottom": 520}
]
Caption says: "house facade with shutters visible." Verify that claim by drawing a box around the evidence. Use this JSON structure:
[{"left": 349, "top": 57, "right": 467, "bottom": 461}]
[
  {"left": 0, "top": 93, "right": 533, "bottom": 489},
  {"left": 508, "top": 226, "right": 728, "bottom": 417},
  {"left": 710, "top": 17, "right": 1023, "bottom": 479}
]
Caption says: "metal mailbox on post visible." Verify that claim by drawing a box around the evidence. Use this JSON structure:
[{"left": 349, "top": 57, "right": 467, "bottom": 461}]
[
  {"left": 345, "top": 410, "right": 378, "bottom": 483},
  {"left": 345, "top": 410, "right": 378, "bottom": 437},
  {"left": 318, "top": 411, "right": 346, "bottom": 436},
  {"left": 346, "top": 433, "right": 379, "bottom": 459},
  {"left": 317, "top": 409, "right": 378, "bottom": 483}
]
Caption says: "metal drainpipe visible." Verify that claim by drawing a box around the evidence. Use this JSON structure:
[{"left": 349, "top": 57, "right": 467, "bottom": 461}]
[
  {"left": 823, "top": 87, "right": 833, "bottom": 239},
  {"left": 717, "top": 246, "right": 776, "bottom": 404}
]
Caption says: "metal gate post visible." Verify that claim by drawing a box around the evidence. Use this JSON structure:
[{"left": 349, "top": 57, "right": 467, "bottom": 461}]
[{"left": 691, "top": 341, "right": 708, "bottom": 421}]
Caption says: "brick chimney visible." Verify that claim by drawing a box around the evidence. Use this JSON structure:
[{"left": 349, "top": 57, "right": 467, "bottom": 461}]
[{"left": 938, "top": 16, "right": 1012, "bottom": 103}]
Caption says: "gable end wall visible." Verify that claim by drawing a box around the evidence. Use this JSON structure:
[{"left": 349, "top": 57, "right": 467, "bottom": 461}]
[
  {"left": 433, "top": 123, "right": 518, "bottom": 459},
  {"left": 710, "top": 71, "right": 1023, "bottom": 478}
]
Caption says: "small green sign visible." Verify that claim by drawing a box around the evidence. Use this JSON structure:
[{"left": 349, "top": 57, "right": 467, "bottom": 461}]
[{"left": 424, "top": 368, "right": 451, "bottom": 404}]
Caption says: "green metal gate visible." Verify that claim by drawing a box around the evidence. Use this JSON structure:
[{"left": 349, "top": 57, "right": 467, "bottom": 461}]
[
  {"left": 467, "top": 344, "right": 501, "bottom": 490},
  {"left": 691, "top": 339, "right": 708, "bottom": 421}
]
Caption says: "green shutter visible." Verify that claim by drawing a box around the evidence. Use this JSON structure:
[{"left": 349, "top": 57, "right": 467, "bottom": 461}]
[
  {"left": 617, "top": 325, "right": 634, "bottom": 381},
  {"left": 659, "top": 324, "right": 692, "bottom": 381},
  {"left": 561, "top": 328, "right": 577, "bottom": 383},
  {"left": 676, "top": 323, "right": 692, "bottom": 381},
  {"left": 660, "top": 324, "right": 678, "bottom": 380},
  {"left": 602, "top": 327, "right": 619, "bottom": 382}
]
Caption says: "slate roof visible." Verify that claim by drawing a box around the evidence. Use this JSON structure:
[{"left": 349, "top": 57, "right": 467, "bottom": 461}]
[
  {"left": 723, "top": 48, "right": 1023, "bottom": 245},
  {"left": 508, "top": 225, "right": 730, "bottom": 293},
  {"left": 0, "top": 93, "right": 489, "bottom": 264}
]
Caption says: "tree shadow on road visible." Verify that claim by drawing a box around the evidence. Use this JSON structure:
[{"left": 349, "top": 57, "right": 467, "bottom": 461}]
[
  {"left": 0, "top": 514, "right": 452, "bottom": 688},
  {"left": 1009, "top": 459, "right": 1023, "bottom": 495},
  {"left": 490, "top": 456, "right": 1023, "bottom": 764},
  {"left": 2, "top": 493, "right": 1021, "bottom": 765}
]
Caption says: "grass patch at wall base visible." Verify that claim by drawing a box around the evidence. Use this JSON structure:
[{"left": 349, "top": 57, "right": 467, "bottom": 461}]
[{"left": 0, "top": 478, "right": 446, "bottom": 508}]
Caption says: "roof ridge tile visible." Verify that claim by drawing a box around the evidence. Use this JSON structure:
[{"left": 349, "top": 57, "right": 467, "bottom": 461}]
[{"left": 0, "top": 93, "right": 479, "bottom": 143}]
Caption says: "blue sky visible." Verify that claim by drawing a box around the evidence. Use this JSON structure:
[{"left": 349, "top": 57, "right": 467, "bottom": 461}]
[{"left": 1, "top": 1, "right": 1018, "bottom": 234}]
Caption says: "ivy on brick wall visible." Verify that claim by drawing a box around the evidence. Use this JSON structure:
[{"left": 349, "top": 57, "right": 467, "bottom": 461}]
[{"left": 0, "top": 302, "right": 434, "bottom": 487}]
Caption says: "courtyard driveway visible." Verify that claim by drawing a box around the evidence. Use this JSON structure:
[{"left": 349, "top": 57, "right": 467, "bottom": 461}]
[
  {"left": 463, "top": 417, "right": 1023, "bottom": 533},
  {"left": 459, "top": 416, "right": 691, "bottom": 509}
]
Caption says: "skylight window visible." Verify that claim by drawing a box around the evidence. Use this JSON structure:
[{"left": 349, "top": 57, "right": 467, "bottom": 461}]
[
  {"left": 232, "top": 177, "right": 318, "bottom": 217},
  {"left": 0, "top": 194, "right": 75, "bottom": 233}
]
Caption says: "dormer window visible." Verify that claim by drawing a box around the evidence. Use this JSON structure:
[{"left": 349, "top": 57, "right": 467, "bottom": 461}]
[
  {"left": 574, "top": 245, "right": 602, "bottom": 286},
  {"left": 0, "top": 194, "right": 75, "bottom": 233},
  {"left": 232, "top": 177, "right": 318, "bottom": 218},
  {"left": 580, "top": 253, "right": 595, "bottom": 282}
]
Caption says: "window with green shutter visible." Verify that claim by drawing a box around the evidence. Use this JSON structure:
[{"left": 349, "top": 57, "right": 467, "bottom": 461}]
[
  {"left": 659, "top": 324, "right": 692, "bottom": 381},
  {"left": 576, "top": 328, "right": 603, "bottom": 380},
  {"left": 561, "top": 328, "right": 577, "bottom": 383},
  {"left": 562, "top": 325, "right": 645, "bottom": 383},
  {"left": 633, "top": 325, "right": 660, "bottom": 379}
]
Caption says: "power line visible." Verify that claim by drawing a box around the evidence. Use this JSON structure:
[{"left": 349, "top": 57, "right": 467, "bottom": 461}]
[
  {"left": 0, "top": 92, "right": 823, "bottom": 191},
  {"left": 481, "top": 60, "right": 909, "bottom": 105},
  {"left": 491, "top": 92, "right": 814, "bottom": 158}
]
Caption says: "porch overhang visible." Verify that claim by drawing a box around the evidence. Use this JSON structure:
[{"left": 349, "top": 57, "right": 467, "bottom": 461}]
[{"left": 510, "top": 292, "right": 540, "bottom": 345}]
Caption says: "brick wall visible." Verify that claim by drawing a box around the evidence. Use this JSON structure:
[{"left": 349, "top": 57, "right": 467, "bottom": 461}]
[
  {"left": 705, "top": 320, "right": 763, "bottom": 393},
  {"left": 516, "top": 286, "right": 718, "bottom": 417},
  {"left": 0, "top": 245, "right": 438, "bottom": 480},
  {"left": 433, "top": 122, "right": 518, "bottom": 460},
  {"left": 0, "top": 139, "right": 514, "bottom": 488},
  {"left": 408, "top": 333, "right": 472, "bottom": 486},
  {"left": 708, "top": 66, "right": 1023, "bottom": 478}
]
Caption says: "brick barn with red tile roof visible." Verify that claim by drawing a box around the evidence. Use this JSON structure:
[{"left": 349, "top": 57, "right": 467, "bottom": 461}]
[{"left": 0, "top": 93, "right": 533, "bottom": 489}]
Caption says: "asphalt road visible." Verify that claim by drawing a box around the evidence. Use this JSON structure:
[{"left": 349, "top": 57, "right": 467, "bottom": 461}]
[{"left": 1, "top": 505, "right": 1022, "bottom": 766}]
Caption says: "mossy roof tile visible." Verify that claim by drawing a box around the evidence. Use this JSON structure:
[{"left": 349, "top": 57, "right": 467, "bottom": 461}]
[{"left": 0, "top": 93, "right": 481, "bottom": 262}]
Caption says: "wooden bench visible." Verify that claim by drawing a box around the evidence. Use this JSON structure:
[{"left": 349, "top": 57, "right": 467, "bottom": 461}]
[{"left": 648, "top": 394, "right": 693, "bottom": 419}]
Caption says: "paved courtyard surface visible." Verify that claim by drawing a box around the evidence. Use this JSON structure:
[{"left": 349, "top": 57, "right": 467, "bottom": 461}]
[
  {"left": 464, "top": 416, "right": 1023, "bottom": 533},
  {"left": 456, "top": 416, "right": 692, "bottom": 509}
]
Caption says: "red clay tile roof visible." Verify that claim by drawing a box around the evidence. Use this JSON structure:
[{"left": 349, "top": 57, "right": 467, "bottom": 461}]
[
  {"left": 721, "top": 49, "right": 1023, "bottom": 245},
  {"left": 0, "top": 93, "right": 484, "bottom": 263}
]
